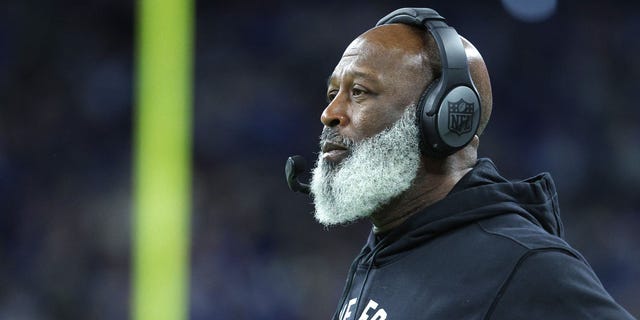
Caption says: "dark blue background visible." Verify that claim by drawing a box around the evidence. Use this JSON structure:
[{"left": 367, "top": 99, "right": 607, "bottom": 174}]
[{"left": 1, "top": 0, "right": 638, "bottom": 319}]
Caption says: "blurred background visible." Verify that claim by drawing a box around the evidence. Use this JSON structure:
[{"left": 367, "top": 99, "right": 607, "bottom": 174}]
[{"left": 1, "top": 0, "right": 639, "bottom": 319}]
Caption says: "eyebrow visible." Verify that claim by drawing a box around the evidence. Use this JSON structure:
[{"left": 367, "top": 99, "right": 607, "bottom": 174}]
[{"left": 326, "top": 70, "right": 379, "bottom": 88}]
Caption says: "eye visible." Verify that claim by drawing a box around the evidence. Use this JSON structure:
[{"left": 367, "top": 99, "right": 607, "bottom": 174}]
[
  {"left": 326, "top": 90, "right": 338, "bottom": 102},
  {"left": 352, "top": 85, "right": 367, "bottom": 98}
]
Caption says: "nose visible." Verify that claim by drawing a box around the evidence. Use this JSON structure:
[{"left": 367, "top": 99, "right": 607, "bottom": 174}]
[{"left": 321, "top": 95, "right": 349, "bottom": 127}]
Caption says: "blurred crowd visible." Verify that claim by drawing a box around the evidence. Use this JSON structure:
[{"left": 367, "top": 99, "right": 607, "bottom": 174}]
[{"left": 1, "top": 0, "right": 639, "bottom": 319}]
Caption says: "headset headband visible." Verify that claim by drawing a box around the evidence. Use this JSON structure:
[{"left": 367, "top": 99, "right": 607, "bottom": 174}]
[{"left": 376, "top": 8, "right": 472, "bottom": 116}]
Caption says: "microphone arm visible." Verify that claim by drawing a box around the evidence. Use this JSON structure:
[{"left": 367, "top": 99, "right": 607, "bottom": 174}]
[{"left": 285, "top": 155, "right": 311, "bottom": 194}]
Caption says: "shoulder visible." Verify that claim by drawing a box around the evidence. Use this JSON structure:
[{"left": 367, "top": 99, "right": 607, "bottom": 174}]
[
  {"left": 484, "top": 245, "right": 636, "bottom": 319},
  {"left": 463, "top": 214, "right": 635, "bottom": 319},
  {"left": 476, "top": 213, "right": 577, "bottom": 254}
]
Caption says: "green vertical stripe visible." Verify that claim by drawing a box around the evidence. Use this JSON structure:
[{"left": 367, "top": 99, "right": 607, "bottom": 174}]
[{"left": 133, "top": 0, "right": 193, "bottom": 318}]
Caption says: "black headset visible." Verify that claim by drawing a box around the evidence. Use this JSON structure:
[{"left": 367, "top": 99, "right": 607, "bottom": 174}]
[{"left": 376, "top": 8, "right": 481, "bottom": 158}]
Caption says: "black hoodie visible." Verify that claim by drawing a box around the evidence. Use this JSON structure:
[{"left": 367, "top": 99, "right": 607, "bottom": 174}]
[{"left": 332, "top": 159, "right": 635, "bottom": 320}]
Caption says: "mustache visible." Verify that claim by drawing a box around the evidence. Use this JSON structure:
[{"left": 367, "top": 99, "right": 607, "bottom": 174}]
[{"left": 319, "top": 127, "right": 355, "bottom": 149}]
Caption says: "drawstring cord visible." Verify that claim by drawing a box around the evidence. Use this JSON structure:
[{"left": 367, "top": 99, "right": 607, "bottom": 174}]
[
  {"left": 332, "top": 248, "right": 370, "bottom": 320},
  {"left": 332, "top": 230, "right": 395, "bottom": 319},
  {"left": 352, "top": 243, "right": 384, "bottom": 318}
]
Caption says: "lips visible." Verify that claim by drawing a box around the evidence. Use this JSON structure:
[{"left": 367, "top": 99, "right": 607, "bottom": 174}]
[
  {"left": 322, "top": 141, "right": 348, "bottom": 153},
  {"left": 321, "top": 141, "right": 350, "bottom": 163}
]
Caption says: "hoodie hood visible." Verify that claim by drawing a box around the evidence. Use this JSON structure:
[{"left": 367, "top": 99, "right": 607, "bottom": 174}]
[{"left": 363, "top": 158, "right": 564, "bottom": 266}]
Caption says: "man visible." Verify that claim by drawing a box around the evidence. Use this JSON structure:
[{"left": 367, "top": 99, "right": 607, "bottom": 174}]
[{"left": 307, "top": 7, "right": 636, "bottom": 320}]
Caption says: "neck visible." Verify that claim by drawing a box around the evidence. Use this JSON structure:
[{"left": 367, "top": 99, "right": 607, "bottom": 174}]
[{"left": 370, "top": 147, "right": 477, "bottom": 234}]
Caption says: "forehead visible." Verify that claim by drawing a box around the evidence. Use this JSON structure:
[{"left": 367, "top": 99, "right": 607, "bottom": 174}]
[{"left": 329, "top": 36, "right": 424, "bottom": 85}]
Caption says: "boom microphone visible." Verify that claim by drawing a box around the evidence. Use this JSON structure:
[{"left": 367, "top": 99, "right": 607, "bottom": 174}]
[{"left": 285, "top": 155, "right": 310, "bottom": 194}]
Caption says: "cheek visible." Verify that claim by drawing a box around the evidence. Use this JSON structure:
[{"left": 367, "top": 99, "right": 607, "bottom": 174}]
[{"left": 351, "top": 107, "right": 402, "bottom": 141}]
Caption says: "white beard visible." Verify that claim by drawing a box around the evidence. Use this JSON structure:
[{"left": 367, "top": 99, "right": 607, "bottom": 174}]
[{"left": 310, "top": 104, "right": 421, "bottom": 226}]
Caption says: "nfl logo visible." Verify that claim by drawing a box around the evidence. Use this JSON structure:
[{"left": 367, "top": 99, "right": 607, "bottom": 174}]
[{"left": 448, "top": 99, "right": 475, "bottom": 136}]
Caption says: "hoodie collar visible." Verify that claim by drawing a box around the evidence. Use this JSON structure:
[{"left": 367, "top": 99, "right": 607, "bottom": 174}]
[{"left": 363, "top": 158, "right": 563, "bottom": 266}]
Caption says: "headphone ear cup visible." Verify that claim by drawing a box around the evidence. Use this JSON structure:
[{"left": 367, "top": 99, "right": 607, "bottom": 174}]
[
  {"left": 417, "top": 81, "right": 481, "bottom": 157},
  {"left": 435, "top": 86, "right": 481, "bottom": 149}
]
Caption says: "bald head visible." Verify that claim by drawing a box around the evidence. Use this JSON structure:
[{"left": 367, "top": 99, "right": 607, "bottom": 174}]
[
  {"left": 461, "top": 36, "right": 492, "bottom": 135},
  {"left": 357, "top": 24, "right": 493, "bottom": 136}
]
